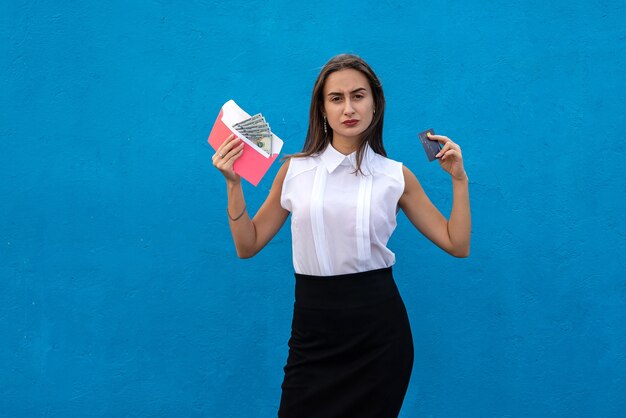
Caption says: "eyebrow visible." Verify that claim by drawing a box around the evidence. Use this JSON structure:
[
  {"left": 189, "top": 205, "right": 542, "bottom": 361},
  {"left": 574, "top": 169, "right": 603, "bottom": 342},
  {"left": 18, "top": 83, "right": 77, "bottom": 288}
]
[{"left": 327, "top": 87, "right": 367, "bottom": 96}]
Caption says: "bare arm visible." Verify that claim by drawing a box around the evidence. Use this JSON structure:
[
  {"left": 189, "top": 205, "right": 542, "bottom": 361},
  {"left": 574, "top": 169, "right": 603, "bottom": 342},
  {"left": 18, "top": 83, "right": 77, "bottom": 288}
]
[
  {"left": 398, "top": 133, "right": 471, "bottom": 257},
  {"left": 212, "top": 134, "right": 290, "bottom": 258}
]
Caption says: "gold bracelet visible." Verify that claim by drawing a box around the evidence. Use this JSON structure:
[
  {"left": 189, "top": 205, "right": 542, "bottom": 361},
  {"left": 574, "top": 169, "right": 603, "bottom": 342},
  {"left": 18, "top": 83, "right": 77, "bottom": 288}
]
[{"left": 227, "top": 205, "right": 247, "bottom": 221}]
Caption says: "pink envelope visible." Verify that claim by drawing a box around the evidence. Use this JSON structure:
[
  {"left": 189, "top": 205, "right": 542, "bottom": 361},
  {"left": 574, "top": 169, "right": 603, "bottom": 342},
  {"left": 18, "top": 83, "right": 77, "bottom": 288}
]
[{"left": 208, "top": 100, "right": 284, "bottom": 186}]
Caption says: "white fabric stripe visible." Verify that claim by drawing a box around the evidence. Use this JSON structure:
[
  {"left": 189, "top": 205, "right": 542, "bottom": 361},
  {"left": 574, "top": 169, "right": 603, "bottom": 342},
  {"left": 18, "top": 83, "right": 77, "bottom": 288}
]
[
  {"left": 362, "top": 174, "right": 373, "bottom": 262},
  {"left": 310, "top": 165, "right": 332, "bottom": 275},
  {"left": 356, "top": 174, "right": 373, "bottom": 265},
  {"left": 356, "top": 175, "right": 366, "bottom": 262}
]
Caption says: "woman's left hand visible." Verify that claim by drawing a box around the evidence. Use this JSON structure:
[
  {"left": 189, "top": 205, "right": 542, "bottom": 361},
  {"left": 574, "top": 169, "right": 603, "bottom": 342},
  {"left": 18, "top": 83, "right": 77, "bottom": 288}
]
[{"left": 428, "top": 132, "right": 468, "bottom": 181}]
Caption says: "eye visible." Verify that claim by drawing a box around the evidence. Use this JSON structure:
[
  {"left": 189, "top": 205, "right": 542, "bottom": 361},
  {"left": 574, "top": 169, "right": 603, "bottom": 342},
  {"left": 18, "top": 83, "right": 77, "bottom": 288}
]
[
  {"left": 330, "top": 96, "right": 342, "bottom": 103},
  {"left": 353, "top": 94, "right": 364, "bottom": 100}
]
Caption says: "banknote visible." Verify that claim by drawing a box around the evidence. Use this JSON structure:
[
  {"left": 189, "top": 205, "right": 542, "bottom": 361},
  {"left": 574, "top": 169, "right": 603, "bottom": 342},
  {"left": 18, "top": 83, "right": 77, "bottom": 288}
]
[{"left": 233, "top": 113, "right": 273, "bottom": 155}]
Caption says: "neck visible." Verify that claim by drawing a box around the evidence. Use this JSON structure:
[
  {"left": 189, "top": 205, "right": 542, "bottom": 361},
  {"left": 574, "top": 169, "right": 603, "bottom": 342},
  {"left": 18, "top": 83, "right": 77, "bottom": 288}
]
[{"left": 331, "top": 134, "right": 360, "bottom": 155}]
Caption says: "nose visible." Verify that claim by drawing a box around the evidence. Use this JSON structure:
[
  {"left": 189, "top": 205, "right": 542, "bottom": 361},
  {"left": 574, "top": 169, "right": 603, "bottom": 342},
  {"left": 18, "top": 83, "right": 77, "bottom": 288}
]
[{"left": 343, "top": 100, "right": 355, "bottom": 116}]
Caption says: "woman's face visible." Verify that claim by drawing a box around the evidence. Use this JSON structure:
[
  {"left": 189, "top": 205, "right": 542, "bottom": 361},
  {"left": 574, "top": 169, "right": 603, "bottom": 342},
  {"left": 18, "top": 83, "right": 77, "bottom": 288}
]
[{"left": 322, "top": 68, "right": 375, "bottom": 145}]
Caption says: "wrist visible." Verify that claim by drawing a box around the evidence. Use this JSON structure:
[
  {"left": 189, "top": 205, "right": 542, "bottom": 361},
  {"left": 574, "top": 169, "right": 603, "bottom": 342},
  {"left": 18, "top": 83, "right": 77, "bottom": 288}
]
[
  {"left": 227, "top": 204, "right": 247, "bottom": 221},
  {"left": 452, "top": 173, "right": 469, "bottom": 183},
  {"left": 226, "top": 179, "right": 242, "bottom": 190}
]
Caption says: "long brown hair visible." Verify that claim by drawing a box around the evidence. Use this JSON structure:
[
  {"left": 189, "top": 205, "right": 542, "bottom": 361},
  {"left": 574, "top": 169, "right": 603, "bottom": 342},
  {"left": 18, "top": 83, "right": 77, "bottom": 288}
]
[{"left": 290, "top": 54, "right": 387, "bottom": 173}]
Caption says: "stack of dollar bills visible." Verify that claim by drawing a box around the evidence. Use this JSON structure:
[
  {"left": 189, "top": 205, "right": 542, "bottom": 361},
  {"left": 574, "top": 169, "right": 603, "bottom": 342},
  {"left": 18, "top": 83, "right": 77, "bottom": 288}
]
[{"left": 233, "top": 114, "right": 273, "bottom": 155}]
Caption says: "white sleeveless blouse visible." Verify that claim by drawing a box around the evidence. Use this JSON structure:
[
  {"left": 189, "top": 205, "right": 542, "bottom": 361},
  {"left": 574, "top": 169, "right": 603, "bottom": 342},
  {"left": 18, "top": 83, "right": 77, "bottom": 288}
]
[{"left": 280, "top": 143, "right": 405, "bottom": 276}]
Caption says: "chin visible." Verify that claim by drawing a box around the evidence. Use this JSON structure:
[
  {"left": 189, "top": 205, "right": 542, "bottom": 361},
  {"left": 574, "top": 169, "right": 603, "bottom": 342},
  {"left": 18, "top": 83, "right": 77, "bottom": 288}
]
[{"left": 337, "top": 127, "right": 367, "bottom": 139}]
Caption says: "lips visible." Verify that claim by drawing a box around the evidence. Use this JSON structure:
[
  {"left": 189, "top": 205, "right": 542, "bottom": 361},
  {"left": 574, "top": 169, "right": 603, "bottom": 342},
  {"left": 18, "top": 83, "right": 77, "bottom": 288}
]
[{"left": 342, "top": 119, "right": 359, "bottom": 126}]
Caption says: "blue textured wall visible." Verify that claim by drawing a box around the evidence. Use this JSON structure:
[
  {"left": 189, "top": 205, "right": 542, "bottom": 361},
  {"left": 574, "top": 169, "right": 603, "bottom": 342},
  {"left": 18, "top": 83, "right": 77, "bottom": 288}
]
[{"left": 2, "top": 1, "right": 625, "bottom": 416}]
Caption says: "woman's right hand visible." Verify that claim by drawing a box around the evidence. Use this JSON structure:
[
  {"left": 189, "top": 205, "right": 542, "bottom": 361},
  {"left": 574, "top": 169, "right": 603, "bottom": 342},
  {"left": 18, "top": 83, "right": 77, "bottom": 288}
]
[{"left": 211, "top": 134, "right": 245, "bottom": 184}]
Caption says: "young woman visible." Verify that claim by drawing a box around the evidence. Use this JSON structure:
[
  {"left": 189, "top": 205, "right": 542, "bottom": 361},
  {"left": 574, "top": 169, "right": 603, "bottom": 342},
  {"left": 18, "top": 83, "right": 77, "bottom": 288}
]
[{"left": 211, "top": 54, "right": 471, "bottom": 417}]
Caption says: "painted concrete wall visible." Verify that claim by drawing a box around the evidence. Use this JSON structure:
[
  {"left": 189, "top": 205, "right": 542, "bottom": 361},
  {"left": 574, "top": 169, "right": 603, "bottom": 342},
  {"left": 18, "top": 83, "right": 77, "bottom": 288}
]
[{"left": 2, "top": 1, "right": 625, "bottom": 416}]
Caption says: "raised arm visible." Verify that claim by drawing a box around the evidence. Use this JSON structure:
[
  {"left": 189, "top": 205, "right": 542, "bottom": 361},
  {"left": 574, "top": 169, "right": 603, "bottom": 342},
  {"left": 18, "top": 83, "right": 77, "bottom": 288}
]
[
  {"left": 398, "top": 133, "right": 471, "bottom": 257},
  {"left": 212, "top": 134, "right": 290, "bottom": 258}
]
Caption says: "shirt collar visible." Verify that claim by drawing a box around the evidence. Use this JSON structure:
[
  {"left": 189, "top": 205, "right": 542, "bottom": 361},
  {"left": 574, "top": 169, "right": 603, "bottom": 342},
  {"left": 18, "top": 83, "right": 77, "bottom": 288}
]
[{"left": 319, "top": 143, "right": 376, "bottom": 175}]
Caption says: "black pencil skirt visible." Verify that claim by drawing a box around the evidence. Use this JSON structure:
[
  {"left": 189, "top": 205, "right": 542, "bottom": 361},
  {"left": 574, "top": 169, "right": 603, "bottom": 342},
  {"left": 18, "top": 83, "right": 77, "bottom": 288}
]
[{"left": 278, "top": 267, "right": 414, "bottom": 418}]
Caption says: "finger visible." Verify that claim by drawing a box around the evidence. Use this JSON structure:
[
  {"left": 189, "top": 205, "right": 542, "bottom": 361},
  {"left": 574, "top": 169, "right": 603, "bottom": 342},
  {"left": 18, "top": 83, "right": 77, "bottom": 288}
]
[
  {"left": 214, "top": 139, "right": 241, "bottom": 168},
  {"left": 216, "top": 134, "right": 234, "bottom": 152},
  {"left": 222, "top": 146, "right": 245, "bottom": 169},
  {"left": 222, "top": 138, "right": 243, "bottom": 160},
  {"left": 440, "top": 149, "right": 462, "bottom": 161},
  {"left": 213, "top": 146, "right": 229, "bottom": 162},
  {"left": 427, "top": 133, "right": 452, "bottom": 145},
  {"left": 223, "top": 141, "right": 245, "bottom": 162},
  {"left": 213, "top": 152, "right": 226, "bottom": 168},
  {"left": 217, "top": 134, "right": 237, "bottom": 155},
  {"left": 435, "top": 142, "right": 453, "bottom": 158},
  {"left": 435, "top": 143, "right": 447, "bottom": 157}
]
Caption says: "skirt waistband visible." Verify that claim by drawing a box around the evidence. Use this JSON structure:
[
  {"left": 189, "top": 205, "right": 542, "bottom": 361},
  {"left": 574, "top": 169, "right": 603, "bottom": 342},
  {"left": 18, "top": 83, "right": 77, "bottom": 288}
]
[{"left": 294, "top": 267, "right": 398, "bottom": 310}]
